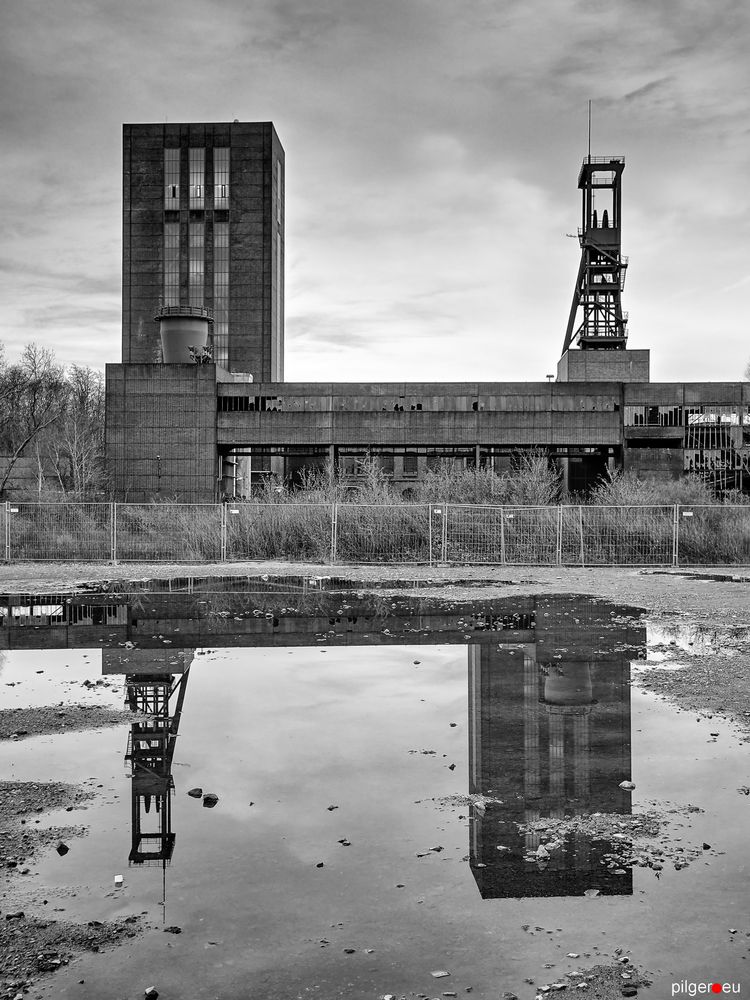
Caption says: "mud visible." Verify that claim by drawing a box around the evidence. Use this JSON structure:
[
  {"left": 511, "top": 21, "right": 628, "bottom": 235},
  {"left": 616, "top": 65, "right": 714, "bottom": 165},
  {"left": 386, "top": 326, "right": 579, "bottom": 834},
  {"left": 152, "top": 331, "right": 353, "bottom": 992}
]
[
  {"left": 0, "top": 783, "right": 145, "bottom": 996},
  {"left": 0, "top": 705, "right": 133, "bottom": 742}
]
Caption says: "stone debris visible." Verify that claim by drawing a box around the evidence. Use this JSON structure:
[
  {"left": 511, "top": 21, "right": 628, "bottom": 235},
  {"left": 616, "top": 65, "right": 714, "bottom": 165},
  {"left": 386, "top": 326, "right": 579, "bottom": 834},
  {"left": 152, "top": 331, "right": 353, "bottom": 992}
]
[
  {"left": 431, "top": 970, "right": 451, "bottom": 978},
  {"left": 187, "top": 787, "right": 203, "bottom": 798},
  {"left": 517, "top": 802, "right": 713, "bottom": 876},
  {"left": 202, "top": 793, "right": 219, "bottom": 808}
]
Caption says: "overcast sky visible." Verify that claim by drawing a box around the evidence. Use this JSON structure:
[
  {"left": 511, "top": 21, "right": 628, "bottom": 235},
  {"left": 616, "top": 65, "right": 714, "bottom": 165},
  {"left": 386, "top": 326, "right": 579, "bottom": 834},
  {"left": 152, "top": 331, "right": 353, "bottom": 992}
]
[{"left": 1, "top": 0, "right": 748, "bottom": 384}]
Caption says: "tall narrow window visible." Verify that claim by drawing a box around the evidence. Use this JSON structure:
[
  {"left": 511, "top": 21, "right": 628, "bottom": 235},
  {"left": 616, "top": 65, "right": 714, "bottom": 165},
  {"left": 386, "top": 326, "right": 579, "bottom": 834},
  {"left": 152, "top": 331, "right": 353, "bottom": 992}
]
[
  {"left": 189, "top": 148, "right": 205, "bottom": 209},
  {"left": 164, "top": 222, "right": 179, "bottom": 306},
  {"left": 214, "top": 148, "right": 229, "bottom": 209},
  {"left": 274, "top": 237, "right": 282, "bottom": 379},
  {"left": 188, "top": 222, "right": 204, "bottom": 307},
  {"left": 213, "top": 222, "right": 229, "bottom": 367},
  {"left": 276, "top": 160, "right": 283, "bottom": 224},
  {"left": 164, "top": 149, "right": 180, "bottom": 208}
]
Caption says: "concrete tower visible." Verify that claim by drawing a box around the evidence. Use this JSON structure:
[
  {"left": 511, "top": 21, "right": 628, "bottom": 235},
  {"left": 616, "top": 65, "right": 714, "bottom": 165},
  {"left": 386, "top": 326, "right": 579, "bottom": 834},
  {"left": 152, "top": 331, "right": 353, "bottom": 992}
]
[{"left": 122, "top": 121, "right": 284, "bottom": 380}]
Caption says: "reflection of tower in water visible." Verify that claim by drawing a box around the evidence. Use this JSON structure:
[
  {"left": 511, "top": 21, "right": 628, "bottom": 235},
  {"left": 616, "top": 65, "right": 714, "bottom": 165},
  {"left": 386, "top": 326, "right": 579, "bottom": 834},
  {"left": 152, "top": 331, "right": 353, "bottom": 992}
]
[
  {"left": 102, "top": 649, "right": 192, "bottom": 866},
  {"left": 468, "top": 597, "right": 643, "bottom": 898}
]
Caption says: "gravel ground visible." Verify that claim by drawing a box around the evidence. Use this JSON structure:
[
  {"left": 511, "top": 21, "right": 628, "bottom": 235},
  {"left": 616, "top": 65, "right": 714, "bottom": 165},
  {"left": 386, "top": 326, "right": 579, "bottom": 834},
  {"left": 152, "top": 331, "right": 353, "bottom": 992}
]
[
  {"left": 0, "top": 705, "right": 134, "bottom": 742},
  {"left": 0, "top": 781, "right": 147, "bottom": 998}
]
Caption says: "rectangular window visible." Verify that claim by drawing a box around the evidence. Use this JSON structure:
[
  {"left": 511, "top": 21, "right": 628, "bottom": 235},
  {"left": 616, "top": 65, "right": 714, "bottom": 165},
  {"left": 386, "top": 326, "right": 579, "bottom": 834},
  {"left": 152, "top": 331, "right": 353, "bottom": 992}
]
[
  {"left": 164, "top": 149, "right": 180, "bottom": 209},
  {"left": 214, "top": 148, "right": 229, "bottom": 209},
  {"left": 213, "top": 221, "right": 229, "bottom": 367},
  {"left": 403, "top": 453, "right": 418, "bottom": 476},
  {"left": 189, "top": 148, "right": 204, "bottom": 209},
  {"left": 274, "top": 237, "right": 282, "bottom": 379},
  {"left": 276, "top": 160, "right": 283, "bottom": 225},
  {"left": 163, "top": 222, "right": 179, "bottom": 306},
  {"left": 188, "top": 222, "right": 204, "bottom": 307}
]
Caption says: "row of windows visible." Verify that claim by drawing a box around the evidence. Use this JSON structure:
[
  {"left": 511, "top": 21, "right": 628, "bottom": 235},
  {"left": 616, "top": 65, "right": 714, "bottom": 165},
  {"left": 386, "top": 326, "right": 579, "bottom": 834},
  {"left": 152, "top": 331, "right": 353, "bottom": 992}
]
[
  {"left": 165, "top": 147, "right": 230, "bottom": 209},
  {"left": 217, "top": 395, "right": 618, "bottom": 413},
  {"left": 626, "top": 405, "right": 750, "bottom": 427}
]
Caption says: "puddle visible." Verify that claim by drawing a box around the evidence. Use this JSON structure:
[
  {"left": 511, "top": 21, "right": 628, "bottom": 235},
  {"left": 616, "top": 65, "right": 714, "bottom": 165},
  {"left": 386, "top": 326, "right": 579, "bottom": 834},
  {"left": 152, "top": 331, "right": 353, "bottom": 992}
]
[
  {"left": 74, "top": 573, "right": 514, "bottom": 595},
  {"left": 0, "top": 592, "right": 748, "bottom": 999}
]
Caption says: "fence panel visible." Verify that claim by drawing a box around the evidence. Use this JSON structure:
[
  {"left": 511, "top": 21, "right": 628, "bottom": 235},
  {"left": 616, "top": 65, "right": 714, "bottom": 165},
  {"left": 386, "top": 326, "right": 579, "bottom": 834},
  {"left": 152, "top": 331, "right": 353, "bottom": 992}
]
[
  {"left": 444, "top": 504, "right": 505, "bottom": 564},
  {"left": 575, "top": 505, "right": 674, "bottom": 565},
  {"left": 502, "top": 506, "right": 559, "bottom": 564},
  {"left": 115, "top": 504, "right": 222, "bottom": 562},
  {"left": 676, "top": 505, "right": 750, "bottom": 565},
  {"left": 8, "top": 503, "right": 112, "bottom": 561},
  {"left": 225, "top": 503, "right": 333, "bottom": 562},
  {"left": 335, "top": 504, "right": 431, "bottom": 563},
  {"left": 1, "top": 503, "right": 7, "bottom": 562},
  {"left": 444, "top": 505, "right": 559, "bottom": 564}
]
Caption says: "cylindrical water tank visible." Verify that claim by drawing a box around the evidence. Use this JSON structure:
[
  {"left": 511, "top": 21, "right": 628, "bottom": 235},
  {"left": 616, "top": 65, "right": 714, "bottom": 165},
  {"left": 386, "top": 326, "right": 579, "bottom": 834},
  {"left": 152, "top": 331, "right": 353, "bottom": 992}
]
[
  {"left": 156, "top": 306, "right": 213, "bottom": 363},
  {"left": 543, "top": 662, "right": 594, "bottom": 706}
]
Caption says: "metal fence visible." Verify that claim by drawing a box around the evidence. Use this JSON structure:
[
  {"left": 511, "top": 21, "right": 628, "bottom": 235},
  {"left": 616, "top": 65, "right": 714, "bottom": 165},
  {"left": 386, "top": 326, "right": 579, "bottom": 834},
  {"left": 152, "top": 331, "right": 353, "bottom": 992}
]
[{"left": 3, "top": 500, "right": 750, "bottom": 566}]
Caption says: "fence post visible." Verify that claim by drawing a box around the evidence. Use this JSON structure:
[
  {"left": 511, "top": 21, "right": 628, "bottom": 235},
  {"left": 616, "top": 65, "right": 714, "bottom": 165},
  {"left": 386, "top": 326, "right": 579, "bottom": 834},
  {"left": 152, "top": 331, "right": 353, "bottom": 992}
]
[
  {"left": 428, "top": 504, "right": 433, "bottom": 568},
  {"left": 330, "top": 502, "right": 338, "bottom": 564},
  {"left": 556, "top": 505, "right": 563, "bottom": 566},
  {"left": 672, "top": 504, "right": 679, "bottom": 567},
  {"left": 220, "top": 503, "right": 227, "bottom": 562},
  {"left": 500, "top": 507, "right": 506, "bottom": 566},
  {"left": 441, "top": 502, "right": 448, "bottom": 563},
  {"left": 110, "top": 502, "right": 117, "bottom": 563},
  {"left": 4, "top": 502, "right": 10, "bottom": 564},
  {"left": 578, "top": 505, "right": 585, "bottom": 567}
]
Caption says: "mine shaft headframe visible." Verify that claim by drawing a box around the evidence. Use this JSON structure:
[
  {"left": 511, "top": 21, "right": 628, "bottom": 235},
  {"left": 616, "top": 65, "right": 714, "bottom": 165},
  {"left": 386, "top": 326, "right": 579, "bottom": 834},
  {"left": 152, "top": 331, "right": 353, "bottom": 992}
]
[{"left": 562, "top": 156, "right": 629, "bottom": 354}]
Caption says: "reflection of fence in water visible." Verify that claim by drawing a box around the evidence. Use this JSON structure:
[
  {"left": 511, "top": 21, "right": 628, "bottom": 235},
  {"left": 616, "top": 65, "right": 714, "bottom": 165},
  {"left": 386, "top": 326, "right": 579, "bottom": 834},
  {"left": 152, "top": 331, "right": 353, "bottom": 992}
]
[{"left": 3, "top": 501, "right": 750, "bottom": 565}]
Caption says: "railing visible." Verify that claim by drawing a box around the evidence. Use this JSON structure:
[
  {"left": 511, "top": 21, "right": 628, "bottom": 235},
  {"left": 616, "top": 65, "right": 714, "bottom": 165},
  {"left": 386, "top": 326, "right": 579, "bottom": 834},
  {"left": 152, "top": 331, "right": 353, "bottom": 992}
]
[{"left": 2, "top": 501, "right": 750, "bottom": 566}]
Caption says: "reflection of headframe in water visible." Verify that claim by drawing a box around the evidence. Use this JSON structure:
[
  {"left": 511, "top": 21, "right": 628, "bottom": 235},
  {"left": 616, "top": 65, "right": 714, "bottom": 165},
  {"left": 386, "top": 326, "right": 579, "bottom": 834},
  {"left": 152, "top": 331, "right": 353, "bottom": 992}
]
[{"left": 103, "top": 648, "right": 193, "bottom": 867}]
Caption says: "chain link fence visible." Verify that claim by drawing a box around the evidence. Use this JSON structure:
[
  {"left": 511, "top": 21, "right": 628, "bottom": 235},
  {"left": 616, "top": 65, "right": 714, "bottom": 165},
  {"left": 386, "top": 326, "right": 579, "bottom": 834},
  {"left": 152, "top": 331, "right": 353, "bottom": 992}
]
[
  {"left": 3, "top": 501, "right": 750, "bottom": 565},
  {"left": 224, "top": 503, "right": 332, "bottom": 562},
  {"left": 114, "top": 504, "right": 221, "bottom": 562},
  {"left": 335, "top": 503, "right": 431, "bottom": 563}
]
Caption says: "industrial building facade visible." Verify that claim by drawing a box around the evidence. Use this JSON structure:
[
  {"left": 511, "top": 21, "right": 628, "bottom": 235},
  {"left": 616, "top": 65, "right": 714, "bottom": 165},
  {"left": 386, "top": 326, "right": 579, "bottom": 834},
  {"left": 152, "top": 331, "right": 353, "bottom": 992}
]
[
  {"left": 106, "top": 122, "right": 750, "bottom": 501},
  {"left": 122, "top": 121, "right": 284, "bottom": 379}
]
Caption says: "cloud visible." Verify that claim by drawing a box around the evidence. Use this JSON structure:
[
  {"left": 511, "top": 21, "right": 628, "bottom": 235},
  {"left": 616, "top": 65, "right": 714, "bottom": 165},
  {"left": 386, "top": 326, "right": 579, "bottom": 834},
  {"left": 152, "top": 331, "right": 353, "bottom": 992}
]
[{"left": 0, "top": 0, "right": 748, "bottom": 384}]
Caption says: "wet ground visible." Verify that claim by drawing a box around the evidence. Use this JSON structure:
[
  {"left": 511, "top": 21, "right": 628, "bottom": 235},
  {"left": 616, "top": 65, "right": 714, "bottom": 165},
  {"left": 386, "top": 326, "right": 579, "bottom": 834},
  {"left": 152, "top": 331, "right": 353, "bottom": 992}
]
[{"left": 1, "top": 578, "right": 749, "bottom": 1000}]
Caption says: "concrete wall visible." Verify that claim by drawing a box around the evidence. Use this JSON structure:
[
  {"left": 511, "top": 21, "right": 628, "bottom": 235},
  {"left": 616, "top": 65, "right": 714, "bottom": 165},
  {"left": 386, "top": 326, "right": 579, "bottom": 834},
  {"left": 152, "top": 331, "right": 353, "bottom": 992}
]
[
  {"left": 558, "top": 349, "right": 650, "bottom": 383},
  {"left": 216, "top": 381, "right": 624, "bottom": 449},
  {"left": 106, "top": 364, "right": 218, "bottom": 501}
]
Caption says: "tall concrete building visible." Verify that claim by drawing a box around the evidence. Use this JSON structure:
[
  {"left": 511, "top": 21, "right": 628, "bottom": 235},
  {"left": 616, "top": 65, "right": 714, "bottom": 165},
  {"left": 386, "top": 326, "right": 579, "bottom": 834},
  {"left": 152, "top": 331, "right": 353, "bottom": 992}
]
[{"left": 122, "top": 122, "right": 284, "bottom": 378}]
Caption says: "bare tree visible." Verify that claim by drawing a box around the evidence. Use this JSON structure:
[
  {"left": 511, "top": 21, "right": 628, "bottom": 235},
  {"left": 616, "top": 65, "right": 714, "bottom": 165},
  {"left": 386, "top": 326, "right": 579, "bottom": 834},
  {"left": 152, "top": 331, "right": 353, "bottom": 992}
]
[
  {"left": 0, "top": 344, "right": 69, "bottom": 495},
  {"left": 45, "top": 365, "right": 105, "bottom": 496}
]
